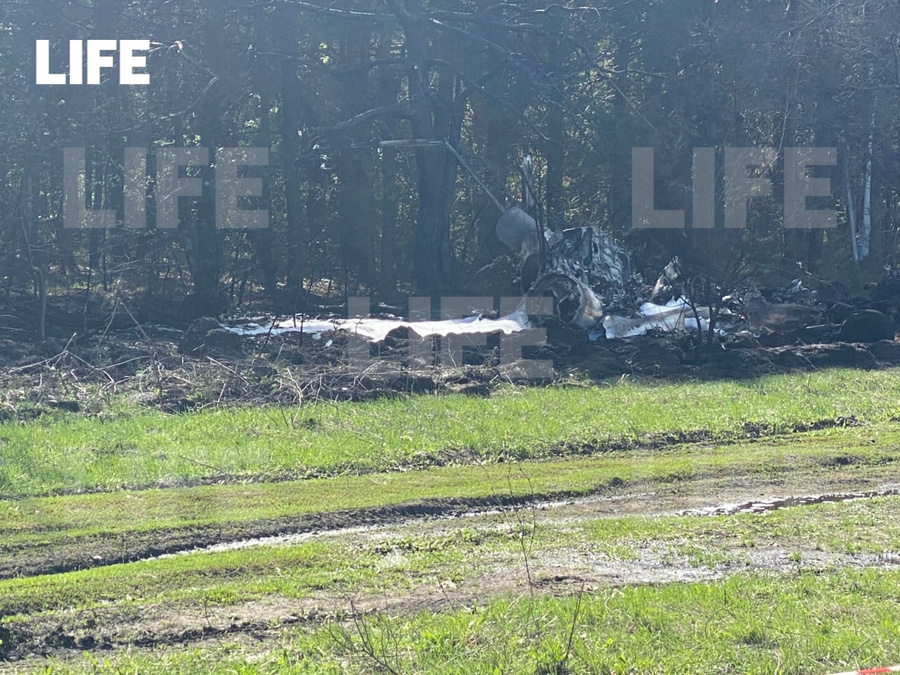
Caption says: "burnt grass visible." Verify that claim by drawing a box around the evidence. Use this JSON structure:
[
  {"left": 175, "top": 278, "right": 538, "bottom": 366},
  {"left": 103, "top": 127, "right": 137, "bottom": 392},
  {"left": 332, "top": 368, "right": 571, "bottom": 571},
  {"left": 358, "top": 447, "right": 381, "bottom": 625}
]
[{"left": 1, "top": 310, "right": 899, "bottom": 425}]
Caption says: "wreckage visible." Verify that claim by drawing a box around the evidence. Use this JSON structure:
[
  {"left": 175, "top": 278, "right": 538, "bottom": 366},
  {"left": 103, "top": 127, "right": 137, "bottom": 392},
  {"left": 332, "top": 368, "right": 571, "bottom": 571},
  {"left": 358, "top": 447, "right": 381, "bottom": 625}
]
[
  {"left": 223, "top": 206, "right": 713, "bottom": 345},
  {"left": 496, "top": 206, "right": 711, "bottom": 339},
  {"left": 290, "top": 139, "right": 894, "bottom": 345},
  {"left": 217, "top": 210, "right": 895, "bottom": 353},
  {"left": 495, "top": 201, "right": 899, "bottom": 345},
  {"left": 220, "top": 148, "right": 895, "bottom": 347}
]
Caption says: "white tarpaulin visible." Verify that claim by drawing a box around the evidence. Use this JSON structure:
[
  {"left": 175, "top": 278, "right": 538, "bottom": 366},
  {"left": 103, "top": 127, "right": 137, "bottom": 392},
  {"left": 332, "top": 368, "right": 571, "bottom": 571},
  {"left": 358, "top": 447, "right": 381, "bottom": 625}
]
[
  {"left": 226, "top": 309, "right": 531, "bottom": 343},
  {"left": 226, "top": 301, "right": 714, "bottom": 343}
]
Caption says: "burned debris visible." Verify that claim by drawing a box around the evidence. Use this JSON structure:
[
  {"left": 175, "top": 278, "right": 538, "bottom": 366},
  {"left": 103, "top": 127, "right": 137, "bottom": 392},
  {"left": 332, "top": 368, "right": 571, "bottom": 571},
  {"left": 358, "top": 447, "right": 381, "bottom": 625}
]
[
  {"left": 495, "top": 207, "right": 899, "bottom": 348},
  {"left": 495, "top": 209, "right": 716, "bottom": 340}
]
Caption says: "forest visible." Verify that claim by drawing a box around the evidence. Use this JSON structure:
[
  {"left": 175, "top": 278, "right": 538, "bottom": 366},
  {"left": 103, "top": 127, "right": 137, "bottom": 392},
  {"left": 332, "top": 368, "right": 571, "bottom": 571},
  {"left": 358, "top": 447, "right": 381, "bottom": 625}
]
[
  {"left": 2, "top": 0, "right": 899, "bottom": 330},
  {"left": 8, "top": 4, "right": 900, "bottom": 672}
]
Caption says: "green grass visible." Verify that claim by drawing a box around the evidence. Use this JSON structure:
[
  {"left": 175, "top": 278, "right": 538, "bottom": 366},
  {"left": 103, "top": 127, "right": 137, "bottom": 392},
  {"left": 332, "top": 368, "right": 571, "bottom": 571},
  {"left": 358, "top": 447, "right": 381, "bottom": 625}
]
[
  {"left": 1, "top": 368, "right": 899, "bottom": 497},
  {"left": 10, "top": 547, "right": 900, "bottom": 673},
  {"left": 315, "top": 569, "right": 900, "bottom": 675},
  {"left": 572, "top": 495, "right": 900, "bottom": 573},
  {"left": 579, "top": 495, "right": 900, "bottom": 557},
  {"left": 5, "top": 491, "right": 900, "bottom": 628},
  {"left": 2, "top": 422, "right": 898, "bottom": 551},
  {"left": 5, "top": 367, "right": 900, "bottom": 673},
  {"left": 0, "top": 539, "right": 386, "bottom": 617}
]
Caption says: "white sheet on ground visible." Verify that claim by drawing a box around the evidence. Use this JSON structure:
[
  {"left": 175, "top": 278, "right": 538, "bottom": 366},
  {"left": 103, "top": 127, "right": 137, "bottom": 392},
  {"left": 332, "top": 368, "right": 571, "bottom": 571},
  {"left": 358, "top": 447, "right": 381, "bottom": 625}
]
[
  {"left": 226, "top": 309, "right": 531, "bottom": 343},
  {"left": 225, "top": 298, "right": 713, "bottom": 343}
]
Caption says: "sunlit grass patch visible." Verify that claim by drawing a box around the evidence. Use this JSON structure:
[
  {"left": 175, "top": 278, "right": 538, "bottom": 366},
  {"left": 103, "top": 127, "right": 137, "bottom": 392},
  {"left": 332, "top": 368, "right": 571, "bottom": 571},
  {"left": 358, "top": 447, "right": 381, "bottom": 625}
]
[{"left": 1, "top": 367, "right": 898, "bottom": 497}]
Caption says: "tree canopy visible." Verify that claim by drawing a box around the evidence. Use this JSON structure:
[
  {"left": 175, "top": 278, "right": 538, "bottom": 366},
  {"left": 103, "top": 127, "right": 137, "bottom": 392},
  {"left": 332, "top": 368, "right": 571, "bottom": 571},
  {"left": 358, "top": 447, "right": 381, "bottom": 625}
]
[{"left": 1, "top": 0, "right": 898, "bottom": 326}]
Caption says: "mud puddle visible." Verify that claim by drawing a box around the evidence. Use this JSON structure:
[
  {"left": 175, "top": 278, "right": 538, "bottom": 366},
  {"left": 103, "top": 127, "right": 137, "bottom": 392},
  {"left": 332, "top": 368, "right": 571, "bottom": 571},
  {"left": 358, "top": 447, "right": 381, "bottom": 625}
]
[
  {"left": 5, "top": 541, "right": 900, "bottom": 666},
  {"left": 147, "top": 483, "right": 900, "bottom": 563},
  {"left": 150, "top": 493, "right": 651, "bottom": 559},
  {"left": 6, "top": 472, "right": 899, "bottom": 583},
  {"left": 680, "top": 485, "right": 900, "bottom": 517}
]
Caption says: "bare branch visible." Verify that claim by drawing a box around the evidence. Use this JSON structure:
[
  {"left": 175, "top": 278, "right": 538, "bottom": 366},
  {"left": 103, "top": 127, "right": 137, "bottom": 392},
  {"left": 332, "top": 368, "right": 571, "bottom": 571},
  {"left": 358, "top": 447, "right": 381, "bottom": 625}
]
[{"left": 329, "top": 104, "right": 411, "bottom": 133}]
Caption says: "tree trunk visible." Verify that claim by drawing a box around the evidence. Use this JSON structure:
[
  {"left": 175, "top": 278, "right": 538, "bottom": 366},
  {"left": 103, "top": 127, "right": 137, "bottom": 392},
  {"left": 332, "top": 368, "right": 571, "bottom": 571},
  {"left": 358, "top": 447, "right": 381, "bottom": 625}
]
[
  {"left": 186, "top": 1, "right": 227, "bottom": 314},
  {"left": 609, "top": 32, "right": 632, "bottom": 234},
  {"left": 278, "top": 6, "right": 309, "bottom": 292},
  {"left": 22, "top": 160, "right": 46, "bottom": 341},
  {"left": 379, "top": 146, "right": 400, "bottom": 297},
  {"left": 859, "top": 106, "right": 875, "bottom": 260},
  {"left": 391, "top": 0, "right": 461, "bottom": 293},
  {"left": 545, "top": 36, "right": 566, "bottom": 230}
]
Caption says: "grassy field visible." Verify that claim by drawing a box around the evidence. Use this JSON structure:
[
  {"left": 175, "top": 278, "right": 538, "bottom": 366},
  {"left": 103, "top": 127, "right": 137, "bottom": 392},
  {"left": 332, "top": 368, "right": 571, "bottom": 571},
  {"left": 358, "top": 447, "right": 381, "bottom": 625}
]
[
  {"left": 2, "top": 423, "right": 898, "bottom": 579},
  {"left": 5, "top": 490, "right": 900, "bottom": 673},
  {"left": 3, "top": 367, "right": 900, "bottom": 673},
  {"left": 5, "top": 491, "right": 900, "bottom": 617},
  {"left": 4, "top": 424, "right": 896, "bottom": 542},
  {"left": 39, "top": 568, "right": 895, "bottom": 675},
  {"left": 1, "top": 367, "right": 898, "bottom": 497}
]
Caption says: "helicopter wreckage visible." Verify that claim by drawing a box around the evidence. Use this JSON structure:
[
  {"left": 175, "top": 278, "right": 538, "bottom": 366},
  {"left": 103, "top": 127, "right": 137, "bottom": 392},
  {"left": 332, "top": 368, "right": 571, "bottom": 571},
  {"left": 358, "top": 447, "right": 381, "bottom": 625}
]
[
  {"left": 220, "top": 145, "right": 894, "bottom": 351},
  {"left": 225, "top": 208, "right": 713, "bottom": 349},
  {"left": 495, "top": 206, "right": 713, "bottom": 340}
]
